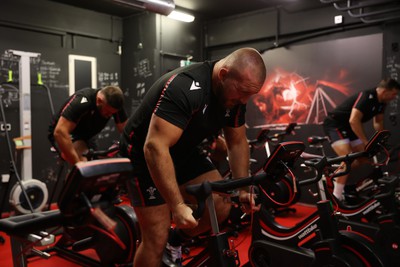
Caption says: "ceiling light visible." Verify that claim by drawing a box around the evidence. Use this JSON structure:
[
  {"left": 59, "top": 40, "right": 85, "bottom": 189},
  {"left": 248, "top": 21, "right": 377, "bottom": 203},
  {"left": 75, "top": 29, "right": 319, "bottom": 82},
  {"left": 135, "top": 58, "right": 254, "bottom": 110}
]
[
  {"left": 112, "top": 0, "right": 175, "bottom": 15},
  {"left": 167, "top": 10, "right": 195, "bottom": 23}
]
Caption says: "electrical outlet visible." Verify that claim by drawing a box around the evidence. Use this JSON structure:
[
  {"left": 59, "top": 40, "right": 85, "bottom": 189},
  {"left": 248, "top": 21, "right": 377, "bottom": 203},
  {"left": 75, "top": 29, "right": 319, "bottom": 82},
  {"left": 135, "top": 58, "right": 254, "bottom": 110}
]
[
  {"left": 0, "top": 123, "right": 12, "bottom": 131},
  {"left": 334, "top": 15, "right": 343, "bottom": 24}
]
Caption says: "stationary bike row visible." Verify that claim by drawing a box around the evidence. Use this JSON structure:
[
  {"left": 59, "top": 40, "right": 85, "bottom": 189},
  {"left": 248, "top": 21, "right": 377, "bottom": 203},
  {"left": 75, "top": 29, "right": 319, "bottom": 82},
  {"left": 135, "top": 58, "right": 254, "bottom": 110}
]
[
  {"left": 183, "top": 131, "right": 391, "bottom": 266},
  {"left": 207, "top": 122, "right": 298, "bottom": 179},
  {"left": 180, "top": 124, "right": 298, "bottom": 256},
  {"left": 0, "top": 158, "right": 140, "bottom": 267},
  {"left": 235, "top": 123, "right": 299, "bottom": 216},
  {"left": 305, "top": 133, "right": 399, "bottom": 204},
  {"left": 303, "top": 130, "right": 397, "bottom": 212},
  {"left": 302, "top": 130, "right": 400, "bottom": 266}
]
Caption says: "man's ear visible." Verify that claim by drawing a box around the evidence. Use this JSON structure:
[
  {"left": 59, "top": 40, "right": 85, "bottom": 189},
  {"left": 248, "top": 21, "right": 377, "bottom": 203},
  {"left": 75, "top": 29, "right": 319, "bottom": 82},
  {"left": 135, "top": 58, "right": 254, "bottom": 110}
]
[
  {"left": 96, "top": 93, "right": 105, "bottom": 105},
  {"left": 218, "top": 67, "right": 228, "bottom": 81}
]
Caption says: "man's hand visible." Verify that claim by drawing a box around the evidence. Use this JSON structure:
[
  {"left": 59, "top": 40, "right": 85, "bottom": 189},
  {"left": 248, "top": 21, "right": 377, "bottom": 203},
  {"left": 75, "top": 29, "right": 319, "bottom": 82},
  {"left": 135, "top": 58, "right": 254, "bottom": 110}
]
[
  {"left": 171, "top": 203, "right": 198, "bottom": 229},
  {"left": 239, "top": 190, "right": 260, "bottom": 214}
]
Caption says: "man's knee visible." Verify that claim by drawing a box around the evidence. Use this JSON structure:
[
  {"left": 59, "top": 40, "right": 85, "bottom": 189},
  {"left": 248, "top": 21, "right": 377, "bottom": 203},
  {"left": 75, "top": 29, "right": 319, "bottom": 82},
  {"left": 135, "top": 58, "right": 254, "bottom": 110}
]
[
  {"left": 142, "top": 232, "right": 168, "bottom": 255},
  {"left": 135, "top": 205, "right": 171, "bottom": 250},
  {"left": 332, "top": 142, "right": 352, "bottom": 156}
]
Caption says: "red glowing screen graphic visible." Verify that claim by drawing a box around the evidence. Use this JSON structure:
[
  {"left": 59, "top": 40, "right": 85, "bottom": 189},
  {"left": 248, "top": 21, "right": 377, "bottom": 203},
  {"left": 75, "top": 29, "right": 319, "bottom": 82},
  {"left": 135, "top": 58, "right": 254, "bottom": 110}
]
[
  {"left": 246, "top": 33, "right": 383, "bottom": 127},
  {"left": 251, "top": 68, "right": 352, "bottom": 125}
]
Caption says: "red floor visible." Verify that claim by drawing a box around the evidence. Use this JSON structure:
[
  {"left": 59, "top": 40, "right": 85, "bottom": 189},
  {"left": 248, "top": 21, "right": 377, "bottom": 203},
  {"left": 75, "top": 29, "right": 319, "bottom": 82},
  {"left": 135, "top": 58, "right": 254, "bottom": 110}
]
[{"left": 0, "top": 203, "right": 316, "bottom": 267}]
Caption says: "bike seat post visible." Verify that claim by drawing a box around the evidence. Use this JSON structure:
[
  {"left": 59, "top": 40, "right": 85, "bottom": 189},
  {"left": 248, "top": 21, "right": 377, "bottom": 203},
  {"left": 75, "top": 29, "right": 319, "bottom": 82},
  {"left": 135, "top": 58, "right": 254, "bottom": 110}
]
[
  {"left": 206, "top": 194, "right": 220, "bottom": 234},
  {"left": 317, "top": 200, "right": 339, "bottom": 240},
  {"left": 205, "top": 191, "right": 239, "bottom": 266}
]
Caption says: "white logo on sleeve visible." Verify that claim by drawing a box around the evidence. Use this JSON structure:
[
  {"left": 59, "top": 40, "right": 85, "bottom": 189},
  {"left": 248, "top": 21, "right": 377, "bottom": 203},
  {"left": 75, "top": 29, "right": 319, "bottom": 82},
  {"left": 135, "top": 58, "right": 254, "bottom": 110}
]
[
  {"left": 203, "top": 104, "right": 208, "bottom": 114},
  {"left": 190, "top": 81, "right": 201, "bottom": 90},
  {"left": 80, "top": 97, "right": 88, "bottom": 103},
  {"left": 225, "top": 108, "right": 231, "bottom": 117}
]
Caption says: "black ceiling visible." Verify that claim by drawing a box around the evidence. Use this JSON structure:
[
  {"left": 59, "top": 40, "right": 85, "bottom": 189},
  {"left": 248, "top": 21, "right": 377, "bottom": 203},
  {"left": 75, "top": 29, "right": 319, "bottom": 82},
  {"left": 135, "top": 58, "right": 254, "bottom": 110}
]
[
  {"left": 174, "top": 0, "right": 325, "bottom": 19},
  {"left": 50, "top": 0, "right": 326, "bottom": 20}
]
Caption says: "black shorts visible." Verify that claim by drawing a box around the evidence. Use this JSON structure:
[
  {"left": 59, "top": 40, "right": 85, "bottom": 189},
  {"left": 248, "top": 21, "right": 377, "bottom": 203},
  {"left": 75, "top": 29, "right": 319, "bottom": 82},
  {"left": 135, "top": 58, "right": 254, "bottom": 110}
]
[
  {"left": 323, "top": 117, "right": 358, "bottom": 143},
  {"left": 125, "top": 150, "right": 216, "bottom": 207}
]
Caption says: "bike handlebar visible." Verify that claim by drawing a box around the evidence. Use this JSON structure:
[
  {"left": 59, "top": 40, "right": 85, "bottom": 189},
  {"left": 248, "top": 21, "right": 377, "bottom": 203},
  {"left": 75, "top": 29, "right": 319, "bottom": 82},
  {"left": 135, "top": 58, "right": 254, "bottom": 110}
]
[
  {"left": 82, "top": 144, "right": 120, "bottom": 160},
  {"left": 300, "top": 130, "right": 390, "bottom": 185},
  {"left": 248, "top": 122, "right": 297, "bottom": 147},
  {"left": 307, "top": 136, "right": 329, "bottom": 145},
  {"left": 186, "top": 173, "right": 267, "bottom": 219},
  {"left": 248, "top": 129, "right": 270, "bottom": 147},
  {"left": 300, "top": 152, "right": 365, "bottom": 186}
]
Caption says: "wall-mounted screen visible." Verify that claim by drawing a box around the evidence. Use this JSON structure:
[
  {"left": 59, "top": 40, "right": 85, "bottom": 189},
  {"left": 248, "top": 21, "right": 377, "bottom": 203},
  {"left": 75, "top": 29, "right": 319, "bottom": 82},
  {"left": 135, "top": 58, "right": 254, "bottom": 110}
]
[{"left": 247, "top": 33, "right": 383, "bottom": 128}]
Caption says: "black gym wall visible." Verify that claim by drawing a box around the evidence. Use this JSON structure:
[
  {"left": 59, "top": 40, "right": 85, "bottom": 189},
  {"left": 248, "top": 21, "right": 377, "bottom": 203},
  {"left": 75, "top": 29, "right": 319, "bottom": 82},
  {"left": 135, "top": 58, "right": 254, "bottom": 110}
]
[
  {"left": 0, "top": 0, "right": 123, "bottom": 213},
  {"left": 121, "top": 12, "right": 203, "bottom": 110},
  {"left": 0, "top": 0, "right": 203, "bottom": 213},
  {"left": 383, "top": 23, "right": 400, "bottom": 175}
]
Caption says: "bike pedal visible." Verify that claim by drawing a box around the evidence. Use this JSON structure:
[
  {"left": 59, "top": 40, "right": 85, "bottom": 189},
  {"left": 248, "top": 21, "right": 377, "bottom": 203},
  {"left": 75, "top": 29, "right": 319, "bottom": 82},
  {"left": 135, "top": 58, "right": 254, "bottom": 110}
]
[
  {"left": 27, "top": 232, "right": 55, "bottom": 246},
  {"left": 112, "top": 197, "right": 124, "bottom": 204},
  {"left": 31, "top": 247, "right": 51, "bottom": 259}
]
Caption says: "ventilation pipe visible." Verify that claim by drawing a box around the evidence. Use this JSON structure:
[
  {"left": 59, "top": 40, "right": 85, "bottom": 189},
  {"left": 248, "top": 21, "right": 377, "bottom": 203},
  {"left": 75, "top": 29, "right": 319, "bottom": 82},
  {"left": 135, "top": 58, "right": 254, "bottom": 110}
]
[
  {"left": 320, "top": 0, "right": 400, "bottom": 23},
  {"left": 112, "top": 0, "right": 175, "bottom": 15}
]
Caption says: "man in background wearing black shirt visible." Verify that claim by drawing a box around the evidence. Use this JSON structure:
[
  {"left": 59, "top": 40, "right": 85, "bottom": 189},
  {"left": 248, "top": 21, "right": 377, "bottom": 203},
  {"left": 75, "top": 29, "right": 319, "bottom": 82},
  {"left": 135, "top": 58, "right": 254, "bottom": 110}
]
[
  {"left": 49, "top": 86, "right": 127, "bottom": 165},
  {"left": 323, "top": 78, "right": 400, "bottom": 201}
]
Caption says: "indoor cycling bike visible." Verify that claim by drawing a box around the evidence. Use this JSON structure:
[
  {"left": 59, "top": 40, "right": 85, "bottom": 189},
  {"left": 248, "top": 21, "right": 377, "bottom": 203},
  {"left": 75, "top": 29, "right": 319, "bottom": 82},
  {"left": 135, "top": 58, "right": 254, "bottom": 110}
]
[
  {"left": 185, "top": 138, "right": 388, "bottom": 266},
  {"left": 305, "top": 132, "right": 400, "bottom": 204},
  {"left": 302, "top": 130, "right": 400, "bottom": 266},
  {"left": 180, "top": 124, "right": 297, "bottom": 260},
  {"left": 0, "top": 158, "right": 140, "bottom": 267}
]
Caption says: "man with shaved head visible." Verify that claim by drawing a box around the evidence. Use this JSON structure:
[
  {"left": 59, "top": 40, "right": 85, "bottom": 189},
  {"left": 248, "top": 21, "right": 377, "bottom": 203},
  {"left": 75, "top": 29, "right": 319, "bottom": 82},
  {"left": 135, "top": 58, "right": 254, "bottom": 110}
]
[{"left": 120, "top": 48, "right": 267, "bottom": 267}]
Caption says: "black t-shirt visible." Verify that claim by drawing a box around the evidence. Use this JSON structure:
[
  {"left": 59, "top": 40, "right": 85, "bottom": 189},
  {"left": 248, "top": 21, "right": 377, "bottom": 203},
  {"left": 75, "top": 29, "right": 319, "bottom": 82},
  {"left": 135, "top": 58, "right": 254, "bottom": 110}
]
[
  {"left": 49, "top": 88, "right": 127, "bottom": 141},
  {"left": 324, "top": 88, "right": 385, "bottom": 127},
  {"left": 121, "top": 61, "right": 246, "bottom": 161}
]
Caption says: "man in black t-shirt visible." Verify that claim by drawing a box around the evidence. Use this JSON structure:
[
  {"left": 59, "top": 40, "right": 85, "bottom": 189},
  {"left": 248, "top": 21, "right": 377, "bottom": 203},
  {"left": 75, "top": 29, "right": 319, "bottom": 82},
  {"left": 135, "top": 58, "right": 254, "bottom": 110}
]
[
  {"left": 49, "top": 86, "right": 127, "bottom": 165},
  {"left": 323, "top": 78, "right": 400, "bottom": 201},
  {"left": 119, "top": 48, "right": 266, "bottom": 267}
]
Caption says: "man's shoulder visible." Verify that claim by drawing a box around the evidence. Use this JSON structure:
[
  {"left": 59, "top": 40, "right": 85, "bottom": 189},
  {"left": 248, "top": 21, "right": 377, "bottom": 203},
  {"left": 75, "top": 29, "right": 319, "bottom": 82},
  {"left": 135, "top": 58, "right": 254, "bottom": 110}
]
[
  {"left": 181, "top": 61, "right": 213, "bottom": 80},
  {"left": 65, "top": 89, "right": 97, "bottom": 113},
  {"left": 72, "top": 88, "right": 97, "bottom": 104},
  {"left": 177, "top": 62, "right": 213, "bottom": 93},
  {"left": 362, "top": 88, "right": 378, "bottom": 101},
  {"left": 75, "top": 88, "right": 98, "bottom": 98}
]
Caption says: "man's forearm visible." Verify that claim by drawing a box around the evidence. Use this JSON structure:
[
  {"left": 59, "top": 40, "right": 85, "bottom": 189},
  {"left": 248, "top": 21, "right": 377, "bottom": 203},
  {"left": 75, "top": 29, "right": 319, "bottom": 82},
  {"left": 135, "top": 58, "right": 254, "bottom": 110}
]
[
  {"left": 55, "top": 134, "right": 80, "bottom": 165},
  {"left": 144, "top": 143, "right": 184, "bottom": 210},
  {"left": 350, "top": 121, "right": 368, "bottom": 145},
  {"left": 373, "top": 118, "right": 384, "bottom": 132}
]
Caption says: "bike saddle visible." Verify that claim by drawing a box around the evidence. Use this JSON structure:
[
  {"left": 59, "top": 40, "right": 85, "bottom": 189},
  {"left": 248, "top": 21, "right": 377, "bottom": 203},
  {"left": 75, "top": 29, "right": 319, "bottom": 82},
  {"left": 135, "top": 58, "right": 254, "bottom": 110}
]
[{"left": 307, "top": 136, "right": 329, "bottom": 145}]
